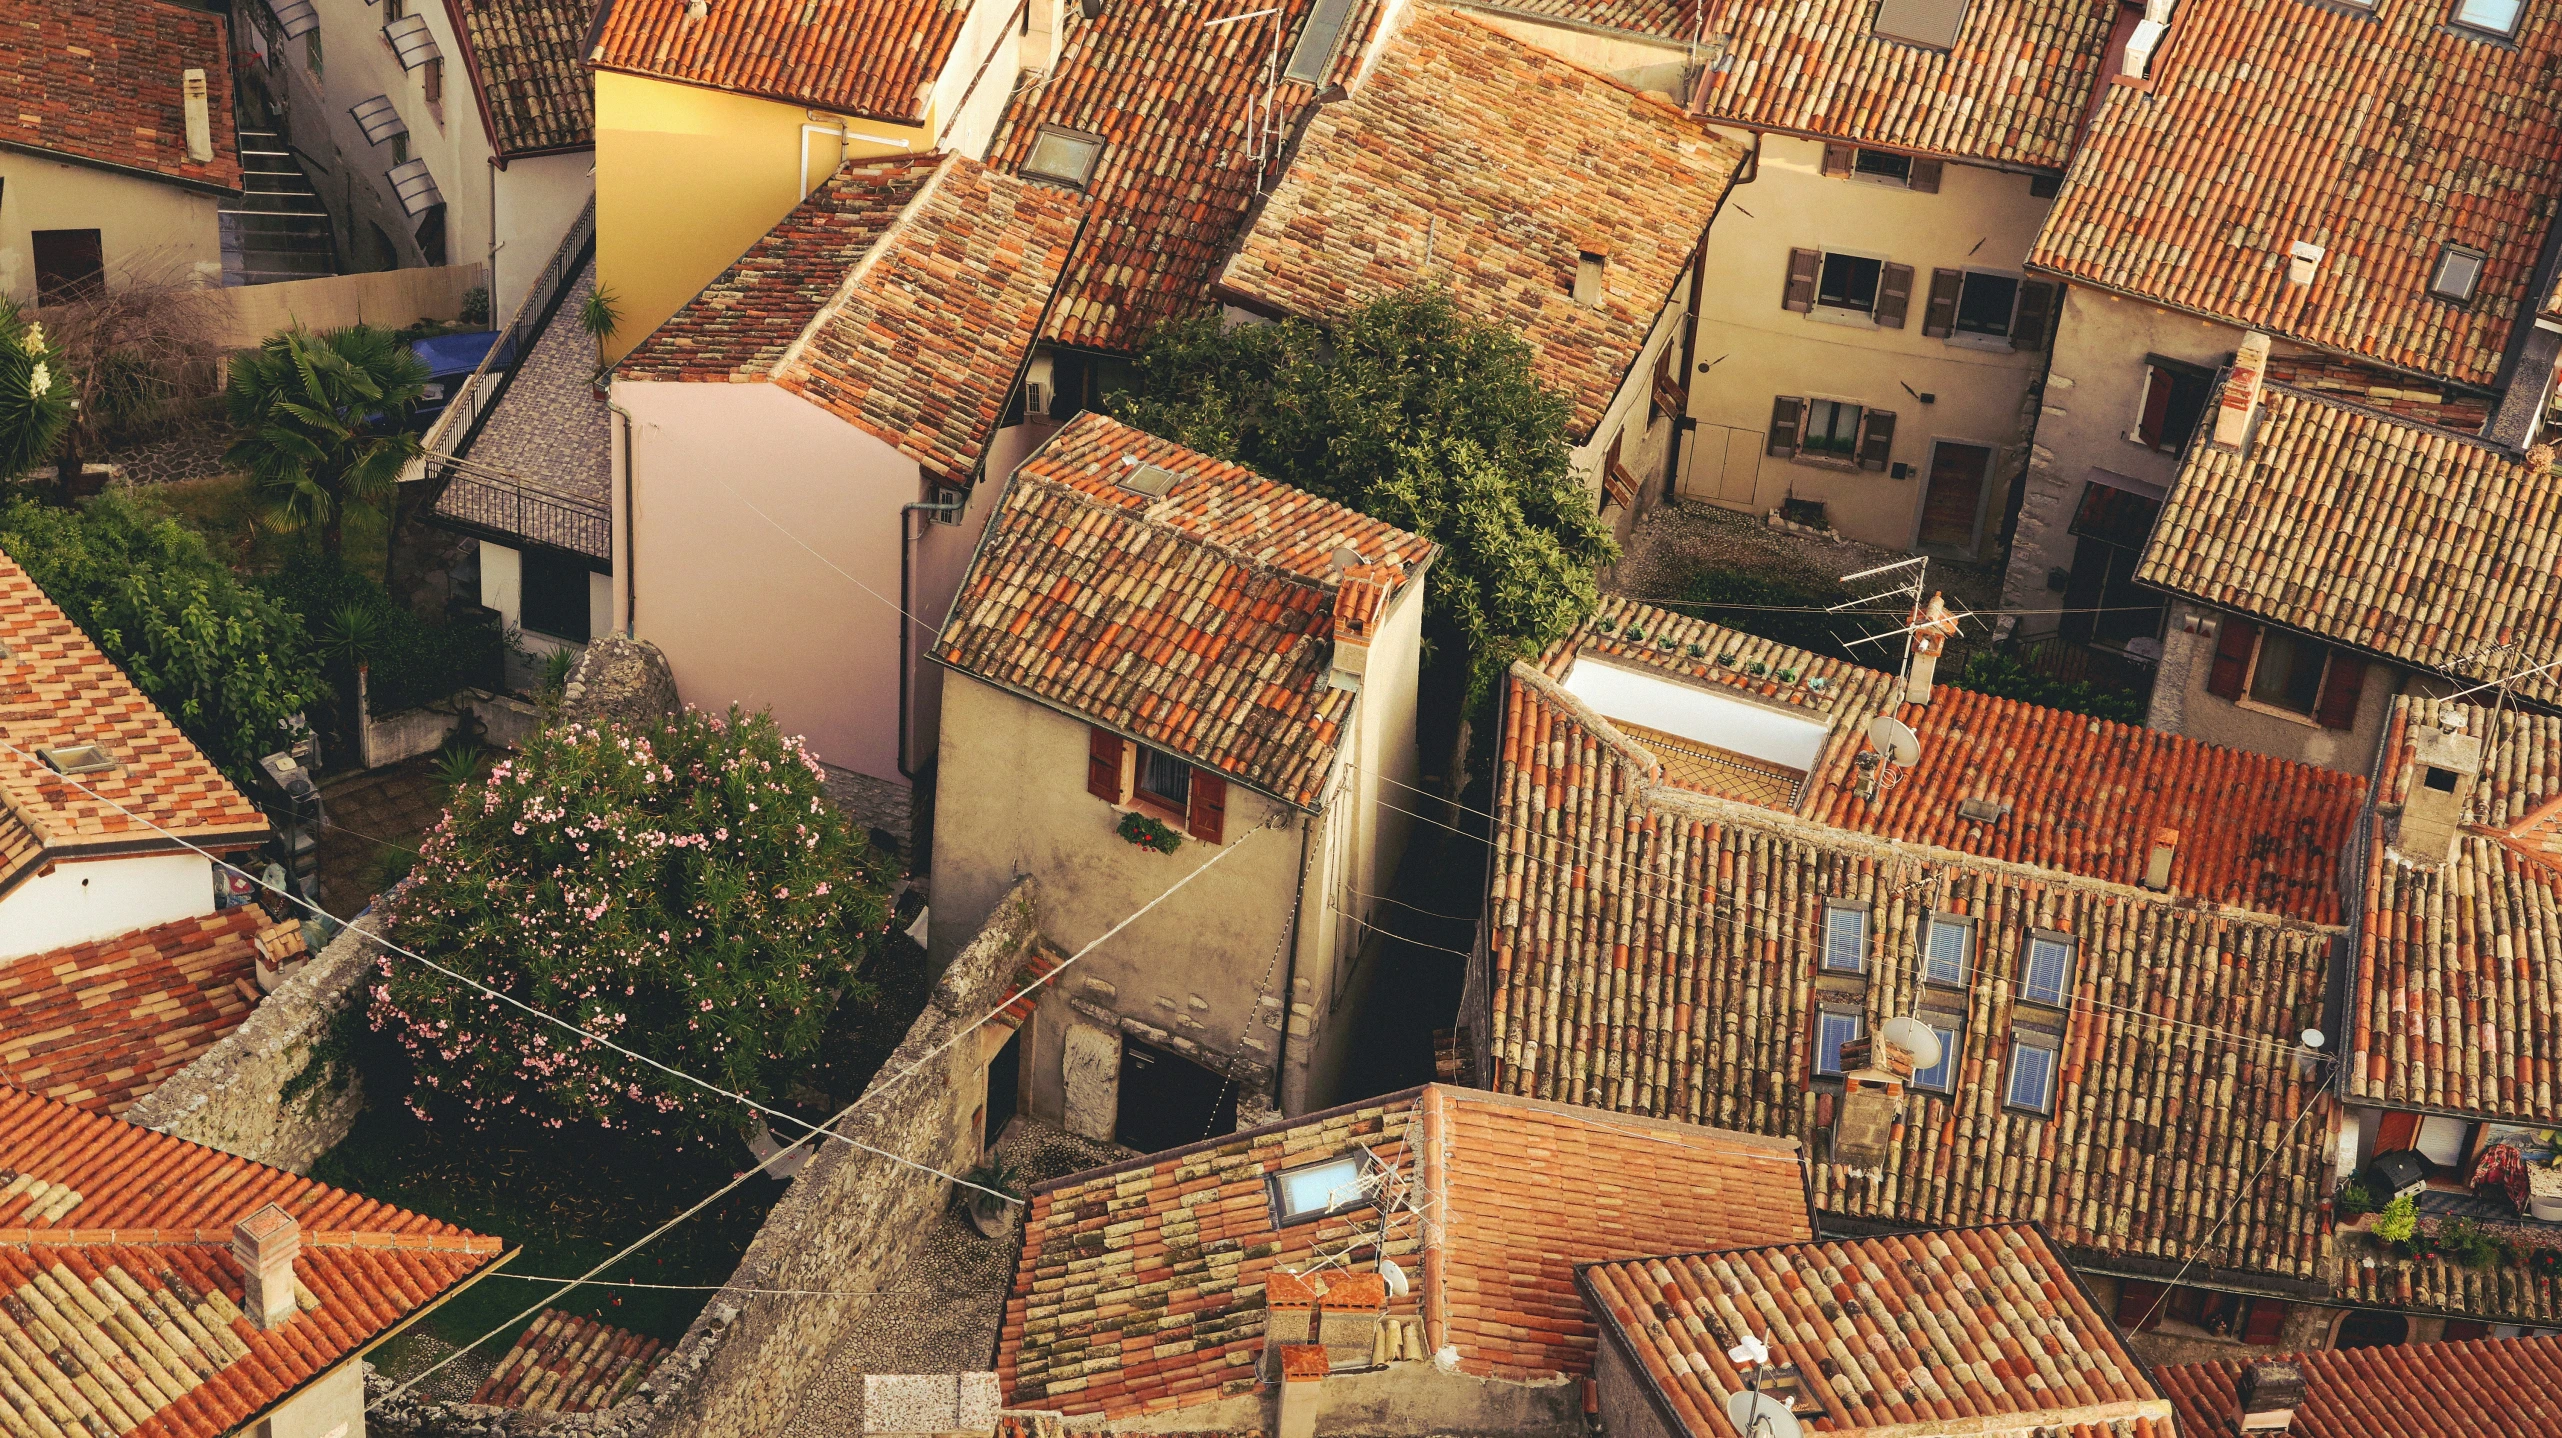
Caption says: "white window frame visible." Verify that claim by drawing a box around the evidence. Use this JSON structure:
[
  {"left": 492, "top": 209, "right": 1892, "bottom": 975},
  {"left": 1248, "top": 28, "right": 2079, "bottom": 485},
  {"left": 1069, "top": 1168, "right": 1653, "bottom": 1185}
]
[
  {"left": 1923, "top": 913, "right": 1972, "bottom": 988},
  {"left": 1269, "top": 1151, "right": 1376, "bottom": 1226},
  {"left": 1911, "top": 1014, "right": 1963, "bottom": 1093},
  {"left": 2449, "top": 0, "right": 2523, "bottom": 38},
  {"left": 1813, "top": 1007, "right": 1864, "bottom": 1078},
  {"left": 2020, "top": 931, "right": 2074, "bottom": 1009},
  {"left": 1822, "top": 903, "right": 1869, "bottom": 974}
]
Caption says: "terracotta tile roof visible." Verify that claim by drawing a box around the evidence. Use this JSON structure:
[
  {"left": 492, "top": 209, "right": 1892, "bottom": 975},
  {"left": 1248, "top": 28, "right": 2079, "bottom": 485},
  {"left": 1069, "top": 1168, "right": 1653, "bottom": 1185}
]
[
  {"left": 0, "top": 550, "right": 271, "bottom": 901},
  {"left": 993, "top": 938, "right": 1070, "bottom": 1031},
  {"left": 454, "top": 0, "right": 597, "bottom": 157},
  {"left": 1214, "top": 8, "right": 1744, "bottom": 440},
  {"left": 2352, "top": 697, "right": 2562, "bottom": 1125},
  {"left": 619, "top": 152, "right": 1085, "bottom": 483},
  {"left": 470, "top": 1307, "right": 665, "bottom": 1411},
  {"left": 997, "top": 1085, "right": 1810, "bottom": 1418},
  {"left": 1488, "top": 606, "right": 2345, "bottom": 1283},
  {"left": 1, "top": 906, "right": 302, "bottom": 1118},
  {"left": 587, "top": 0, "right": 964, "bottom": 122},
  {"left": 0, "top": 0, "right": 240, "bottom": 190},
  {"left": 0, "top": 1086, "right": 502, "bottom": 1438},
  {"left": 2135, "top": 385, "right": 2562, "bottom": 711},
  {"left": 1482, "top": 0, "right": 2115, "bottom": 170},
  {"left": 2031, "top": 2, "right": 2562, "bottom": 388},
  {"left": 934, "top": 413, "right": 1432, "bottom": 807},
  {"left": 1583, "top": 1224, "right": 2173, "bottom": 1437},
  {"left": 619, "top": 154, "right": 941, "bottom": 380},
  {"left": 2262, "top": 354, "right": 2491, "bottom": 433},
  {"left": 2158, "top": 1334, "right": 2562, "bottom": 1438},
  {"left": 1544, "top": 598, "right": 2366, "bottom": 921},
  {"left": 985, "top": 0, "right": 1386, "bottom": 353}
]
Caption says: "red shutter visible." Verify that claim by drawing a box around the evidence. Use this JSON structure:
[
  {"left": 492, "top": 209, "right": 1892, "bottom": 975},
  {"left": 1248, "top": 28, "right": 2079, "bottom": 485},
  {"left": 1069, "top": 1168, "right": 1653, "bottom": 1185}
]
[
  {"left": 2314, "top": 654, "right": 2367, "bottom": 731},
  {"left": 1907, "top": 158, "right": 1943, "bottom": 193},
  {"left": 1186, "top": 771, "right": 1227, "bottom": 844},
  {"left": 1874, "top": 263, "right": 1915, "bottom": 329},
  {"left": 2138, "top": 365, "right": 2175, "bottom": 449},
  {"left": 2116, "top": 1280, "right": 2168, "bottom": 1332},
  {"left": 1922, "top": 268, "right": 1964, "bottom": 337},
  {"left": 1784, "top": 249, "right": 1821, "bottom": 312},
  {"left": 1821, "top": 143, "right": 1855, "bottom": 178},
  {"left": 1087, "top": 727, "right": 1125, "bottom": 802},
  {"left": 2241, "top": 1299, "right": 2290, "bottom": 1347},
  {"left": 2206, "top": 616, "right": 2259, "bottom": 700},
  {"left": 2375, "top": 1109, "right": 2422, "bottom": 1154}
]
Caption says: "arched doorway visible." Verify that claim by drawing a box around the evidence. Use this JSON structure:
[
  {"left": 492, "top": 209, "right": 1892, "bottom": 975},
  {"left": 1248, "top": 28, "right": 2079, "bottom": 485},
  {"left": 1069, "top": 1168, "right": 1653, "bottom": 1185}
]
[{"left": 2333, "top": 1308, "right": 2409, "bottom": 1350}]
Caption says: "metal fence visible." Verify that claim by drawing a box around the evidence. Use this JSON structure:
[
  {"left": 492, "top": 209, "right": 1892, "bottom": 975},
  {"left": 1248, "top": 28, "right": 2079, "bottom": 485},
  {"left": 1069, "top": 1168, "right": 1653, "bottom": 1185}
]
[
  {"left": 434, "top": 463, "right": 611, "bottom": 560},
  {"left": 414, "top": 194, "right": 595, "bottom": 476}
]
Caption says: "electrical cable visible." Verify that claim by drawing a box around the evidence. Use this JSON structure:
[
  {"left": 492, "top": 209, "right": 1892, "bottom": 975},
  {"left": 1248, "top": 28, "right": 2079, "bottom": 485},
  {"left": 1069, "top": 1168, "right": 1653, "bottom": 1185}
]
[{"left": 2131, "top": 1056, "right": 2341, "bottom": 1333}]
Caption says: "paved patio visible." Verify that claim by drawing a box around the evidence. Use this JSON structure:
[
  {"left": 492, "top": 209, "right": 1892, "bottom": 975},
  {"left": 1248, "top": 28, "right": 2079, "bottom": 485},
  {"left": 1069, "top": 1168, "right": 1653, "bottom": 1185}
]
[{"left": 318, "top": 754, "right": 448, "bottom": 913}]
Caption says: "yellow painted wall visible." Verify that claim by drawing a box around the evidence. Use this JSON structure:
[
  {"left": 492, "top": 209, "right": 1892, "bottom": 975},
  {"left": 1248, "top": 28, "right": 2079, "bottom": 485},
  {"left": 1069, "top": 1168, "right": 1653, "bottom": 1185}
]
[{"left": 593, "top": 71, "right": 928, "bottom": 362}]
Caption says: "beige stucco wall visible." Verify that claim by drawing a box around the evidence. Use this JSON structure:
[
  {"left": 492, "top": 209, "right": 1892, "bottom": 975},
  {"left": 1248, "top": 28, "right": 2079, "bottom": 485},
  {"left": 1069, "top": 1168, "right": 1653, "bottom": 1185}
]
[
  {"left": 2146, "top": 598, "right": 2405, "bottom": 775},
  {"left": 261, "top": 1352, "right": 365, "bottom": 1438},
  {"left": 2001, "top": 285, "right": 2249, "bottom": 631},
  {"left": 491, "top": 151, "right": 595, "bottom": 320},
  {"left": 1570, "top": 288, "right": 1689, "bottom": 544},
  {"left": 0, "top": 152, "right": 222, "bottom": 300},
  {"left": 201, "top": 263, "right": 483, "bottom": 347},
  {"left": 614, "top": 379, "right": 920, "bottom": 783},
  {"left": 1681, "top": 132, "right": 2053, "bottom": 556}
]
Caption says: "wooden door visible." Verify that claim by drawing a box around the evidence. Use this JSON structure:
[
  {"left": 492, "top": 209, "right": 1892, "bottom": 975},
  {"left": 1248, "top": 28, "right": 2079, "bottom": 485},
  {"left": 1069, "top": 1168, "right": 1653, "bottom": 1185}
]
[
  {"left": 1917, "top": 442, "right": 1993, "bottom": 552},
  {"left": 1682, "top": 423, "right": 1765, "bottom": 509}
]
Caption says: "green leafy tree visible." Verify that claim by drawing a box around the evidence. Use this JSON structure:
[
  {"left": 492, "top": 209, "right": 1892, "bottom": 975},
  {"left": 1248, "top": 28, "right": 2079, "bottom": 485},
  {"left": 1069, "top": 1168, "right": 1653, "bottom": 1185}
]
[
  {"left": 224, "top": 325, "right": 426, "bottom": 564},
  {"left": 0, "top": 493, "right": 325, "bottom": 779},
  {"left": 373, "top": 707, "right": 894, "bottom": 1140},
  {"left": 1113, "top": 289, "right": 1614, "bottom": 704},
  {"left": 0, "top": 301, "right": 72, "bottom": 481}
]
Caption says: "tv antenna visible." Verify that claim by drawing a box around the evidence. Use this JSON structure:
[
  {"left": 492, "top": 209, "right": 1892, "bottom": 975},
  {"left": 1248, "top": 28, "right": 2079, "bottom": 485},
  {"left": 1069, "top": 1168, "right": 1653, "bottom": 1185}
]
[{"left": 1203, "top": 6, "right": 1289, "bottom": 192}]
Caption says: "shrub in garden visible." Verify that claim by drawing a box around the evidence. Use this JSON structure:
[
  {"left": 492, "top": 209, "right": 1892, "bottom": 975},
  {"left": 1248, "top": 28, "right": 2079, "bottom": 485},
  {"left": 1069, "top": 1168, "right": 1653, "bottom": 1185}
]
[{"left": 372, "top": 707, "right": 893, "bottom": 1140}]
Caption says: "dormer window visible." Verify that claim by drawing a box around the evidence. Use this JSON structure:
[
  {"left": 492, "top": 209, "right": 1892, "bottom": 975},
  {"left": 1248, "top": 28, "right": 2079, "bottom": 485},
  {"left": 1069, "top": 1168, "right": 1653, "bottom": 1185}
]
[
  {"left": 2429, "top": 244, "right": 2486, "bottom": 304},
  {"left": 1024, "top": 124, "right": 1106, "bottom": 190},
  {"left": 1923, "top": 913, "right": 1972, "bottom": 987},
  {"left": 2450, "top": 0, "right": 2523, "bottom": 37}
]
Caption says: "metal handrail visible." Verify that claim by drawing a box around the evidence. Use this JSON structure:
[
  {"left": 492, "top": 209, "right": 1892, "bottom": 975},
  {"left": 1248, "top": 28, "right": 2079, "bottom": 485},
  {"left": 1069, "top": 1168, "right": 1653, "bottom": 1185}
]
[
  {"left": 412, "top": 194, "right": 596, "bottom": 474},
  {"left": 436, "top": 466, "right": 611, "bottom": 560}
]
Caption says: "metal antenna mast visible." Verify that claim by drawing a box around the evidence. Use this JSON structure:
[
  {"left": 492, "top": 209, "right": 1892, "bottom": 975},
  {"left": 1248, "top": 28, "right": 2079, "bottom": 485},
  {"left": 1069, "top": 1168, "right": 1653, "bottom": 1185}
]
[{"left": 1203, "top": 6, "right": 1287, "bottom": 192}]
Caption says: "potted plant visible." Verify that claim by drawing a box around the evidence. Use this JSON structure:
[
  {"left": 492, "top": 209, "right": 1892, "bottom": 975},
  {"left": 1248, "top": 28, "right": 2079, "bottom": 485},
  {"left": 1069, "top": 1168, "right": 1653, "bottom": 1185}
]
[
  {"left": 1686, "top": 643, "right": 1706, "bottom": 659},
  {"left": 959, "top": 1157, "right": 1026, "bottom": 1238},
  {"left": 1776, "top": 667, "right": 1800, "bottom": 685}
]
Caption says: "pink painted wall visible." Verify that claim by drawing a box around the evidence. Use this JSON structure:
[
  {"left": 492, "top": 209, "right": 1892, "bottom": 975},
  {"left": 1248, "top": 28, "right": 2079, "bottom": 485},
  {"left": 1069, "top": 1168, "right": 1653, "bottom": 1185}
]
[{"left": 614, "top": 381, "right": 919, "bottom": 783}]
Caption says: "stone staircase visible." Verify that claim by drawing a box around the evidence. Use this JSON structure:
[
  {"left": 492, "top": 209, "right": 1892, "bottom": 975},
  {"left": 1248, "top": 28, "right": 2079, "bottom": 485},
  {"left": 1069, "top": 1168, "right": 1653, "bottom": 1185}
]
[{"left": 220, "top": 129, "right": 339, "bottom": 286}]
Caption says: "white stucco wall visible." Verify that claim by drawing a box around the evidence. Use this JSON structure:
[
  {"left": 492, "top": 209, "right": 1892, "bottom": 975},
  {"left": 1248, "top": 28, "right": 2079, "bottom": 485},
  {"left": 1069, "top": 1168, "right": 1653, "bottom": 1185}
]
[
  {"left": 0, "top": 153, "right": 223, "bottom": 300},
  {"left": 259, "top": 1352, "right": 365, "bottom": 1438},
  {"left": 614, "top": 380, "right": 921, "bottom": 783},
  {"left": 491, "top": 150, "right": 596, "bottom": 320},
  {"left": 0, "top": 851, "right": 216, "bottom": 962},
  {"left": 1681, "top": 132, "right": 2054, "bottom": 555},
  {"left": 925, "top": 0, "right": 1026, "bottom": 160}
]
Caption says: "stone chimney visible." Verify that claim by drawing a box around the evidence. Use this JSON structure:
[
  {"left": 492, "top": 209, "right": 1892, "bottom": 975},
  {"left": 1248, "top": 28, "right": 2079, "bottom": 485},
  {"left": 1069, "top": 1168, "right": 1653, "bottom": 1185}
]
[
  {"left": 2143, "top": 828, "right": 2178, "bottom": 891},
  {"left": 2234, "top": 1360, "right": 2305, "bottom": 1434},
  {"left": 1328, "top": 562, "right": 1399, "bottom": 689},
  {"left": 182, "top": 69, "right": 212, "bottom": 163},
  {"left": 1903, "top": 592, "right": 1960, "bottom": 704},
  {"left": 232, "top": 1203, "right": 300, "bottom": 1330},
  {"left": 1573, "top": 247, "right": 1608, "bottom": 307},
  {"left": 2211, "top": 331, "right": 2271, "bottom": 450},
  {"left": 1276, "top": 1344, "right": 1328, "bottom": 1438},
  {"left": 1316, "top": 1272, "right": 1386, "bottom": 1368},
  {"left": 2396, "top": 708, "right": 2483, "bottom": 866}
]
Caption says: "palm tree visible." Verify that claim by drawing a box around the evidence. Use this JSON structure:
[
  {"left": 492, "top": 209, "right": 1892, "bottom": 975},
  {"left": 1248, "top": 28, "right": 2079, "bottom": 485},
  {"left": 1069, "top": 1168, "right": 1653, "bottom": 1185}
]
[{"left": 224, "top": 325, "right": 427, "bottom": 565}]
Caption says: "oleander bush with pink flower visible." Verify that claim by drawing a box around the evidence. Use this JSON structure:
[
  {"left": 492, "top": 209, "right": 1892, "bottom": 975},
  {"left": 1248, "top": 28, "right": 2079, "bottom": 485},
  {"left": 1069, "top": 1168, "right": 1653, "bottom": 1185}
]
[{"left": 372, "top": 706, "right": 892, "bottom": 1140}]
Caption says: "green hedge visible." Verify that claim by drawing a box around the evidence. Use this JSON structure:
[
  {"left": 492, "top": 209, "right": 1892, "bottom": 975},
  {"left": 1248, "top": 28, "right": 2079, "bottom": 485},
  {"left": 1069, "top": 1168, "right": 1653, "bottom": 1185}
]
[{"left": 260, "top": 563, "right": 502, "bottom": 713}]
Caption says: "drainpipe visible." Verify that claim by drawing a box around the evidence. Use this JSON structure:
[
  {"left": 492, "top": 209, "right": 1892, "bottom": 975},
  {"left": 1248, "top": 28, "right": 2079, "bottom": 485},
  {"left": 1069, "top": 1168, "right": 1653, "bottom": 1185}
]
[
  {"left": 1272, "top": 811, "right": 1313, "bottom": 1113},
  {"left": 803, "top": 111, "right": 916, "bottom": 194},
  {"left": 607, "top": 399, "right": 638, "bottom": 635},
  {"left": 897, "top": 489, "right": 968, "bottom": 778}
]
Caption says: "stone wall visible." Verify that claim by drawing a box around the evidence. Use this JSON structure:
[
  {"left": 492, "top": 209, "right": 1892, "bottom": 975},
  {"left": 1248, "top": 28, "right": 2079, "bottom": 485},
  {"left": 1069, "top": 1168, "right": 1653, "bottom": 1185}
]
[
  {"left": 558, "top": 638, "right": 680, "bottom": 730},
  {"left": 126, "top": 915, "right": 381, "bottom": 1173},
  {"left": 369, "top": 876, "right": 1044, "bottom": 1437}
]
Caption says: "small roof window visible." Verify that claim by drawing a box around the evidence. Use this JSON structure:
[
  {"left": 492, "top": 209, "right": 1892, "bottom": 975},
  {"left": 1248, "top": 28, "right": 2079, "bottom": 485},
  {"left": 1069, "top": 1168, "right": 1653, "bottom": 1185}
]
[
  {"left": 1268, "top": 1150, "right": 1377, "bottom": 1226},
  {"left": 1117, "top": 459, "right": 1179, "bottom": 498},
  {"left": 1283, "top": 0, "right": 1355, "bottom": 85},
  {"left": 1024, "top": 125, "right": 1106, "bottom": 190},
  {"left": 2429, "top": 244, "right": 2486, "bottom": 304},
  {"left": 39, "top": 743, "right": 119, "bottom": 776},
  {"left": 2451, "top": 0, "right": 2523, "bottom": 37},
  {"left": 1873, "top": 0, "right": 1970, "bottom": 49}
]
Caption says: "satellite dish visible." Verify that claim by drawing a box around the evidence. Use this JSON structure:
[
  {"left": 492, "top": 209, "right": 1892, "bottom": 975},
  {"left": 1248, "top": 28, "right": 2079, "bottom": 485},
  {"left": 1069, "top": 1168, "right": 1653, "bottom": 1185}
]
[
  {"left": 1727, "top": 1391, "right": 1805, "bottom": 1438},
  {"left": 1880, "top": 1015, "right": 1944, "bottom": 1072},
  {"left": 1379, "top": 1258, "right": 1410, "bottom": 1298},
  {"left": 1868, "top": 715, "right": 1923, "bottom": 767},
  {"left": 2301, "top": 1028, "right": 2326, "bottom": 1050}
]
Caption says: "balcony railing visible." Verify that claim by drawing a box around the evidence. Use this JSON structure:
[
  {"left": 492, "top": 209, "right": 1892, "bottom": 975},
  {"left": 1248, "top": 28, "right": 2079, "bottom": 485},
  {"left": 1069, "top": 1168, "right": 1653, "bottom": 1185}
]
[
  {"left": 433, "top": 458, "right": 611, "bottom": 561},
  {"left": 413, "top": 194, "right": 595, "bottom": 476}
]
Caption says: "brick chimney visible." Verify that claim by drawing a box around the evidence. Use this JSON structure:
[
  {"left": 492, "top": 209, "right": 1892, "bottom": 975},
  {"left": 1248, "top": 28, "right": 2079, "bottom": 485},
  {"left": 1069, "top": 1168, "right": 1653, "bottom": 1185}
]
[
  {"left": 1316, "top": 1271, "right": 1386, "bottom": 1368},
  {"left": 2143, "top": 828, "right": 2178, "bottom": 891},
  {"left": 2212, "top": 332, "right": 2272, "bottom": 450},
  {"left": 2397, "top": 707, "right": 2483, "bottom": 866},
  {"left": 1903, "top": 592, "right": 1960, "bottom": 704},
  {"left": 1328, "top": 563, "right": 1399, "bottom": 689},
  {"left": 2234, "top": 1360, "right": 2305, "bottom": 1434},
  {"left": 182, "top": 69, "right": 212, "bottom": 163},
  {"left": 232, "top": 1203, "right": 300, "bottom": 1330}
]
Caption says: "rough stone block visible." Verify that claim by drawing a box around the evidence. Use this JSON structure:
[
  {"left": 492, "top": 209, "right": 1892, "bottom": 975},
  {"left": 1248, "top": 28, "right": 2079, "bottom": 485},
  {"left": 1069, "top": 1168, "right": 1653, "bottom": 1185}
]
[{"left": 1063, "top": 1022, "right": 1122, "bottom": 1142}]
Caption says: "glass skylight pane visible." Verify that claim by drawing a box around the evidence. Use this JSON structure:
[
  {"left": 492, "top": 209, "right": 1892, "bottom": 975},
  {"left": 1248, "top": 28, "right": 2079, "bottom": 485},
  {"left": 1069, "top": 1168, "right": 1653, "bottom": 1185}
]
[
  {"left": 1283, "top": 0, "right": 1354, "bottom": 85},
  {"left": 2006, "top": 1043, "right": 2055, "bottom": 1112},
  {"left": 1275, "top": 1157, "right": 1363, "bottom": 1220},
  {"left": 1025, "top": 126, "right": 1104, "bottom": 187},
  {"left": 1925, "top": 919, "right": 1969, "bottom": 985},
  {"left": 1822, "top": 907, "right": 1866, "bottom": 973},
  {"left": 2022, "top": 937, "right": 2072, "bottom": 1007},
  {"left": 2454, "top": 0, "right": 2522, "bottom": 34},
  {"left": 1913, "top": 1020, "right": 1960, "bottom": 1092}
]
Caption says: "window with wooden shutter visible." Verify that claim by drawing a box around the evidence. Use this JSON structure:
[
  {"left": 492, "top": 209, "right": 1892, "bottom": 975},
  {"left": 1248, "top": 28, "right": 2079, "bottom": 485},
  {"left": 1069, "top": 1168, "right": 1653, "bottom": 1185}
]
[
  {"left": 1822, "top": 143, "right": 1855, "bottom": 178},
  {"left": 2011, "top": 279, "right": 2058, "bottom": 349},
  {"left": 1874, "top": 263, "right": 1915, "bottom": 328},
  {"left": 2314, "top": 654, "right": 2367, "bottom": 731},
  {"left": 1921, "top": 268, "right": 1964, "bottom": 337},
  {"left": 1186, "top": 771, "right": 1227, "bottom": 843},
  {"left": 1907, "top": 158, "right": 1943, "bottom": 193},
  {"left": 1855, "top": 410, "right": 1896, "bottom": 471},
  {"left": 2206, "top": 616, "right": 2259, "bottom": 700},
  {"left": 1767, "top": 396, "right": 1804, "bottom": 457},
  {"left": 1783, "top": 248, "right": 1820, "bottom": 312},
  {"left": 1087, "top": 727, "right": 1126, "bottom": 802}
]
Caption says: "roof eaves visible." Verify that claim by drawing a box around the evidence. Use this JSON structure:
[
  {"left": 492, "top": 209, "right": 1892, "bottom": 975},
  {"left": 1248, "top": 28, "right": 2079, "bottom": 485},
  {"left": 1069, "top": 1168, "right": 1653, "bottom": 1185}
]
[{"left": 0, "top": 136, "right": 242, "bottom": 197}]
